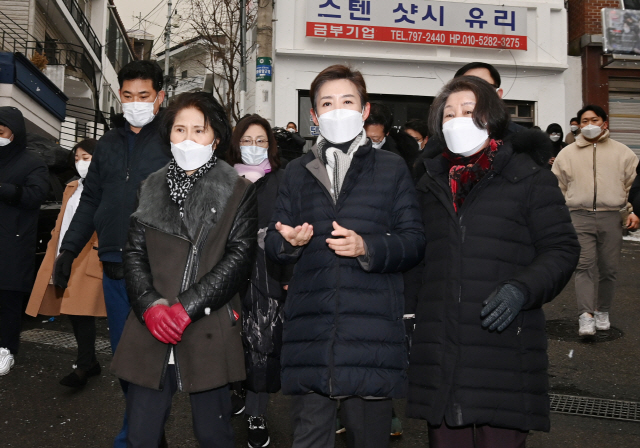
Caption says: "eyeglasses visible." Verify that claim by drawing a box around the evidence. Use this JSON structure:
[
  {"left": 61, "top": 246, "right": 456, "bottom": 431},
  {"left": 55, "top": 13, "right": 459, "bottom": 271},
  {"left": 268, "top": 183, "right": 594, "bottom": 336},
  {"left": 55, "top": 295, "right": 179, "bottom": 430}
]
[{"left": 240, "top": 137, "right": 269, "bottom": 148}]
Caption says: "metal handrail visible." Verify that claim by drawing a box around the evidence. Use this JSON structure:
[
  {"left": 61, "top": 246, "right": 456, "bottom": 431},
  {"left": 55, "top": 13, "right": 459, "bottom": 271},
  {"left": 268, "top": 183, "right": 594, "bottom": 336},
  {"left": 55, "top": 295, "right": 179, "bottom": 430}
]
[{"left": 60, "top": 0, "right": 102, "bottom": 57}]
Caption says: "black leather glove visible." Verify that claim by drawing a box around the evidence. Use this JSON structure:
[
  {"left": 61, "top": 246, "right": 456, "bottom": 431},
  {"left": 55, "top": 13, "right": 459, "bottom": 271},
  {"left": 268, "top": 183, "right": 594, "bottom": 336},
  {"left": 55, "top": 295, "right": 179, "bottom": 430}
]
[
  {"left": 480, "top": 284, "right": 526, "bottom": 332},
  {"left": 53, "top": 250, "right": 76, "bottom": 289}
]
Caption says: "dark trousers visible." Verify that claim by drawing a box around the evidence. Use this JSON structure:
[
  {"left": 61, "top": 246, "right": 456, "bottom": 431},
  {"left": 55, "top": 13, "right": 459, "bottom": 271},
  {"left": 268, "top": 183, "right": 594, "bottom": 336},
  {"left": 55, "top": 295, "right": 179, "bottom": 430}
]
[
  {"left": 291, "top": 393, "right": 392, "bottom": 448},
  {"left": 246, "top": 390, "right": 269, "bottom": 417},
  {"left": 0, "top": 290, "right": 25, "bottom": 354},
  {"left": 127, "top": 366, "right": 234, "bottom": 448},
  {"left": 68, "top": 315, "right": 97, "bottom": 371},
  {"left": 428, "top": 421, "right": 528, "bottom": 448},
  {"left": 102, "top": 275, "right": 131, "bottom": 448}
]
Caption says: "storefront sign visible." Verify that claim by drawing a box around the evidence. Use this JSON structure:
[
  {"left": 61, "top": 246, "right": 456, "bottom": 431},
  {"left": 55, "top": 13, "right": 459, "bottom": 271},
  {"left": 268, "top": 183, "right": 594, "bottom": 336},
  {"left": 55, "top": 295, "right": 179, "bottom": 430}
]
[
  {"left": 306, "top": 0, "right": 527, "bottom": 50},
  {"left": 602, "top": 8, "right": 640, "bottom": 55},
  {"left": 256, "top": 57, "right": 272, "bottom": 82}
]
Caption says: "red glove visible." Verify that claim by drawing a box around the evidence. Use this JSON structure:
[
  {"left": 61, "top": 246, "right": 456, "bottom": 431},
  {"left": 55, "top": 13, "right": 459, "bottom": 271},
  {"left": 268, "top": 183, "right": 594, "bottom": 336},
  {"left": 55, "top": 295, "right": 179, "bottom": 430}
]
[
  {"left": 143, "top": 305, "right": 181, "bottom": 344},
  {"left": 170, "top": 302, "right": 192, "bottom": 337}
]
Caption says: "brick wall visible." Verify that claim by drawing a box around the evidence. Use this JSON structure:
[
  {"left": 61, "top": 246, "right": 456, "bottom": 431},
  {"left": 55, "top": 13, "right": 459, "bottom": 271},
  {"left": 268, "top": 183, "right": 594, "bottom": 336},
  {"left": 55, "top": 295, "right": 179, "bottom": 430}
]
[{"left": 568, "top": 0, "right": 621, "bottom": 42}]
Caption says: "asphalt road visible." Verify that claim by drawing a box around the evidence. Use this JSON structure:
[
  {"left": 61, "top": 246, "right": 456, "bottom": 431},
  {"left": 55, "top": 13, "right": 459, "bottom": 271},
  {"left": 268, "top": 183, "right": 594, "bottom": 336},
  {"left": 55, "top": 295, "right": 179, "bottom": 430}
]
[{"left": 3, "top": 241, "right": 640, "bottom": 447}]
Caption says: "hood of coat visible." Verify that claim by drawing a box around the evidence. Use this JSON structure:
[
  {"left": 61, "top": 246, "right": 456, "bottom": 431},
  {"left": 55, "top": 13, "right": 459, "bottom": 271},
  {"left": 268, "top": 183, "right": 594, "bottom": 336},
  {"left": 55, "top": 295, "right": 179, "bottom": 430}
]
[
  {"left": 0, "top": 106, "right": 27, "bottom": 162},
  {"left": 575, "top": 129, "right": 610, "bottom": 148},
  {"left": 132, "top": 159, "right": 239, "bottom": 241}
]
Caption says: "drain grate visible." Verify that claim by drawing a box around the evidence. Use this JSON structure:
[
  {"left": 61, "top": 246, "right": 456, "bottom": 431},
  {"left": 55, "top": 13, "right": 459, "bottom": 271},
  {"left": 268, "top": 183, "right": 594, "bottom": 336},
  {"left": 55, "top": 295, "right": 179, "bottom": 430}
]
[
  {"left": 20, "top": 329, "right": 112, "bottom": 355},
  {"left": 550, "top": 394, "right": 640, "bottom": 422}
]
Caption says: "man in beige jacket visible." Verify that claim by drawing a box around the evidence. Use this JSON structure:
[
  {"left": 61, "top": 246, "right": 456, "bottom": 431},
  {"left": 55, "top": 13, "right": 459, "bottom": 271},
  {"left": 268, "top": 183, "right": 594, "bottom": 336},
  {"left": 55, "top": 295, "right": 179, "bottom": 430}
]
[{"left": 552, "top": 105, "right": 639, "bottom": 336}]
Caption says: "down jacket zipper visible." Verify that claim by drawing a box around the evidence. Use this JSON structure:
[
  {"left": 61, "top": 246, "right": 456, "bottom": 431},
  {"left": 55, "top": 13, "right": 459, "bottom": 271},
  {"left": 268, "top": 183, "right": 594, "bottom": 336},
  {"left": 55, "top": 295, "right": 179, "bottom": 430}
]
[{"left": 592, "top": 142, "right": 597, "bottom": 211}]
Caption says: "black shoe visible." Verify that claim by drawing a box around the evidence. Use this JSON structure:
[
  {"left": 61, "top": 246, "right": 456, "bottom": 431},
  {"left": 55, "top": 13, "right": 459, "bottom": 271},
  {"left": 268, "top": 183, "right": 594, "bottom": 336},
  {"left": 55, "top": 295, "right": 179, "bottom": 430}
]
[
  {"left": 231, "top": 389, "right": 245, "bottom": 416},
  {"left": 59, "top": 362, "right": 101, "bottom": 388},
  {"left": 248, "top": 415, "right": 270, "bottom": 448},
  {"left": 59, "top": 370, "right": 88, "bottom": 388},
  {"left": 86, "top": 361, "right": 101, "bottom": 377}
]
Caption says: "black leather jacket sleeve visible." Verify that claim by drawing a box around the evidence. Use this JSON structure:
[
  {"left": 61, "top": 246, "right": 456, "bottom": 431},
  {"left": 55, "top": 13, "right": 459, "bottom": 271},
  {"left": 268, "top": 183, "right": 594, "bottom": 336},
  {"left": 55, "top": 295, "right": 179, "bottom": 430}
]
[
  {"left": 124, "top": 216, "right": 164, "bottom": 322},
  {"left": 178, "top": 184, "right": 258, "bottom": 322}
]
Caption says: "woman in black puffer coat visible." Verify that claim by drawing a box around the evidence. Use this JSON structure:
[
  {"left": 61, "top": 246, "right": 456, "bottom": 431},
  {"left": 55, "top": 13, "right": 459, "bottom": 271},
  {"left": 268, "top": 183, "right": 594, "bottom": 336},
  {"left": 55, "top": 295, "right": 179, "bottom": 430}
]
[{"left": 406, "top": 77, "right": 580, "bottom": 448}]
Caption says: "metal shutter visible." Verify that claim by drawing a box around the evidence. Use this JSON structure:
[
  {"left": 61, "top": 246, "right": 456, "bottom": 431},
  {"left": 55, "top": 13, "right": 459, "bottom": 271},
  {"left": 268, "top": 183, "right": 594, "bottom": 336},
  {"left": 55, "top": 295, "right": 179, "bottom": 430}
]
[{"left": 609, "top": 79, "right": 640, "bottom": 158}]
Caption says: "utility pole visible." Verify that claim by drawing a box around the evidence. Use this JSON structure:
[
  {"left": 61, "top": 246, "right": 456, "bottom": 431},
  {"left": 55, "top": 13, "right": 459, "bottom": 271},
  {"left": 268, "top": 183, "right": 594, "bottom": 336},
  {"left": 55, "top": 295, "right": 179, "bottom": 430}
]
[
  {"left": 240, "top": 0, "right": 247, "bottom": 118},
  {"left": 164, "top": 0, "right": 173, "bottom": 99},
  {"left": 255, "top": 0, "right": 273, "bottom": 123}
]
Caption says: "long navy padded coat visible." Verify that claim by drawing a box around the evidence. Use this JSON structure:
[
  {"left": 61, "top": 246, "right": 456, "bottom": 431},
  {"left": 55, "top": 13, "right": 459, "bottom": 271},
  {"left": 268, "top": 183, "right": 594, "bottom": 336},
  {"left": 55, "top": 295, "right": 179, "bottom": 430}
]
[
  {"left": 406, "top": 132, "right": 580, "bottom": 432},
  {"left": 265, "top": 139, "right": 425, "bottom": 398}
]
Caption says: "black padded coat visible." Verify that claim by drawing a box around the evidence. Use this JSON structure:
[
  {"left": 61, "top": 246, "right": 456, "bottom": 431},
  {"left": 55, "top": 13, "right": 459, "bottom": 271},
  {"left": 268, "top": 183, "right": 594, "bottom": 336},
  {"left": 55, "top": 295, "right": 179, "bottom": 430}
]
[
  {"left": 0, "top": 106, "right": 49, "bottom": 292},
  {"left": 264, "top": 139, "right": 425, "bottom": 398},
  {"left": 406, "top": 131, "right": 580, "bottom": 431}
]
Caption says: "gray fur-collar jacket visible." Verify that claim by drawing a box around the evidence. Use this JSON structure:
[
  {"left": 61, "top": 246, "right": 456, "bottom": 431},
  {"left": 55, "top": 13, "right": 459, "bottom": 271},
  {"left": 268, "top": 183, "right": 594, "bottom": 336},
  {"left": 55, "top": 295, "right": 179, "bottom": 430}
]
[{"left": 123, "top": 160, "right": 258, "bottom": 323}]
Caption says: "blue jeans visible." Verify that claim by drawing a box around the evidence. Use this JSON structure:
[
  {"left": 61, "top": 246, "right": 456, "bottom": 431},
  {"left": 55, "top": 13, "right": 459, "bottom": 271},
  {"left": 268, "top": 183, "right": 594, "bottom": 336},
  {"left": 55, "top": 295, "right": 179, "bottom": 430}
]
[{"left": 102, "top": 275, "right": 131, "bottom": 448}]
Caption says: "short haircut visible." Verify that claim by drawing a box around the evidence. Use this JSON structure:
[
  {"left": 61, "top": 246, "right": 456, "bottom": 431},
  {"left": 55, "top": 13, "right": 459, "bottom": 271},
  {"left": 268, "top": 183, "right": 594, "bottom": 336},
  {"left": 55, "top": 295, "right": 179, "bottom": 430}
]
[
  {"left": 365, "top": 103, "right": 393, "bottom": 134},
  {"left": 161, "top": 92, "right": 232, "bottom": 155},
  {"left": 72, "top": 138, "right": 97, "bottom": 156},
  {"left": 287, "top": 122, "right": 297, "bottom": 129},
  {"left": 310, "top": 65, "right": 368, "bottom": 111},
  {"left": 454, "top": 62, "right": 502, "bottom": 88},
  {"left": 117, "top": 60, "right": 164, "bottom": 92},
  {"left": 570, "top": 117, "right": 579, "bottom": 124},
  {"left": 429, "top": 76, "right": 510, "bottom": 142},
  {"left": 577, "top": 105, "right": 608, "bottom": 122},
  {"left": 226, "top": 114, "right": 281, "bottom": 170},
  {"left": 404, "top": 118, "right": 430, "bottom": 139}
]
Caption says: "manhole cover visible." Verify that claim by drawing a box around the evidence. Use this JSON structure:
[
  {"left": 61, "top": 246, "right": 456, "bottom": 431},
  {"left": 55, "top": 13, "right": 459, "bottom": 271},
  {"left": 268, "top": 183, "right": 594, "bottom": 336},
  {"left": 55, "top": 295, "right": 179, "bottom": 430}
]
[{"left": 546, "top": 318, "right": 623, "bottom": 343}]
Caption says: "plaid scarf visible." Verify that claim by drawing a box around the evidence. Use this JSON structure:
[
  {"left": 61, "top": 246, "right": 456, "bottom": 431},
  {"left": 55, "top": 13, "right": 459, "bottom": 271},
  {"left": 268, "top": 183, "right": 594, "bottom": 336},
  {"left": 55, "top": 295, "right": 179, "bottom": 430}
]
[
  {"left": 166, "top": 155, "right": 217, "bottom": 218},
  {"left": 442, "top": 139, "right": 500, "bottom": 212}
]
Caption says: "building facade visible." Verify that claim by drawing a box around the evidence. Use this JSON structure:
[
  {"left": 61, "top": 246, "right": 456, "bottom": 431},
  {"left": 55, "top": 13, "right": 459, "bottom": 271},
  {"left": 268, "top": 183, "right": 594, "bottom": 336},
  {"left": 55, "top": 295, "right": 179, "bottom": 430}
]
[
  {"left": 568, "top": 0, "right": 640, "bottom": 155},
  {"left": 241, "top": 0, "right": 582, "bottom": 144},
  {"left": 0, "top": 0, "right": 134, "bottom": 148}
]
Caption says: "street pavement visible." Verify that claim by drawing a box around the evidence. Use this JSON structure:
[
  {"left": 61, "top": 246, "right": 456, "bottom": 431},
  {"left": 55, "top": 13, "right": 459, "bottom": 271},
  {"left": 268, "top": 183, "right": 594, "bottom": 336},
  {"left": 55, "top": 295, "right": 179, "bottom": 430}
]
[{"left": 3, "top": 241, "right": 640, "bottom": 447}]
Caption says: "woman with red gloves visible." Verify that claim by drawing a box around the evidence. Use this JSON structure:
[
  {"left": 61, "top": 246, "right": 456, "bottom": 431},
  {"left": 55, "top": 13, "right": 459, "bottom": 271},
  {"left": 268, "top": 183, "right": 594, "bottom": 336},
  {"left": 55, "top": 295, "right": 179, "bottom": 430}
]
[{"left": 110, "top": 92, "right": 258, "bottom": 447}]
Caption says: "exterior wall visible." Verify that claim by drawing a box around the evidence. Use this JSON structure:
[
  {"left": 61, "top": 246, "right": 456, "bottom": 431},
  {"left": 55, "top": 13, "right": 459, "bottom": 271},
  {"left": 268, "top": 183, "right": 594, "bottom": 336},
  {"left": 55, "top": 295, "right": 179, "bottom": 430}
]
[
  {"left": 272, "top": 0, "right": 572, "bottom": 134},
  {"left": 568, "top": 0, "right": 619, "bottom": 43},
  {"left": 564, "top": 55, "right": 583, "bottom": 123}
]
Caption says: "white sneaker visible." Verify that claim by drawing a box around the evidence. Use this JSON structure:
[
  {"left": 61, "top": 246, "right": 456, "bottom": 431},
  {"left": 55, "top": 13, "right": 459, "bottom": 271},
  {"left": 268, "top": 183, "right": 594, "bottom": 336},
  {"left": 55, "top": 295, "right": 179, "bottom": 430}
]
[
  {"left": 594, "top": 311, "right": 610, "bottom": 331},
  {"left": 0, "top": 348, "right": 14, "bottom": 375},
  {"left": 578, "top": 313, "right": 596, "bottom": 336}
]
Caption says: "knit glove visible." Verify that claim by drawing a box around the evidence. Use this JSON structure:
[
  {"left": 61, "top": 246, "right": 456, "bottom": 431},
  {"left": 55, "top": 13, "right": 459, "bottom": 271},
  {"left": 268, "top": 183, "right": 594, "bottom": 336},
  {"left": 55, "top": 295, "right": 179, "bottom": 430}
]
[
  {"left": 480, "top": 284, "right": 526, "bottom": 332},
  {"left": 143, "top": 305, "right": 181, "bottom": 345},
  {"left": 170, "top": 302, "right": 192, "bottom": 337},
  {"left": 53, "top": 250, "right": 76, "bottom": 289}
]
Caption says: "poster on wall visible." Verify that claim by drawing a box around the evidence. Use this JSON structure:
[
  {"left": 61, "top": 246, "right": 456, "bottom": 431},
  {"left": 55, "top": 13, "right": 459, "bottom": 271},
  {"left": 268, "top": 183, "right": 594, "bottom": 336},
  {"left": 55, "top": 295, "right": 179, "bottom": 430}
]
[
  {"left": 306, "top": 0, "right": 528, "bottom": 51},
  {"left": 603, "top": 8, "right": 640, "bottom": 54}
]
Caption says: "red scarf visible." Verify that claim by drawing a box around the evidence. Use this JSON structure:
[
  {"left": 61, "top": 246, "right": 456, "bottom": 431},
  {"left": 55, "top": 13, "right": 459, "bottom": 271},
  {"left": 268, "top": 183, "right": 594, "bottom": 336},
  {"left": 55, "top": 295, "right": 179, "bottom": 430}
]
[{"left": 442, "top": 139, "right": 500, "bottom": 212}]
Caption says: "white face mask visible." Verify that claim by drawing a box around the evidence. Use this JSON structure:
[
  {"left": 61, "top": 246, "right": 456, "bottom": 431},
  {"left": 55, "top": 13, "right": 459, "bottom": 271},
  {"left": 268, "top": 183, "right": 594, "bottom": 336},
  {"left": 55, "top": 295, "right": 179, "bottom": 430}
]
[
  {"left": 122, "top": 95, "right": 158, "bottom": 128},
  {"left": 570, "top": 125, "right": 579, "bottom": 133},
  {"left": 581, "top": 124, "right": 602, "bottom": 140},
  {"left": 286, "top": 127, "right": 296, "bottom": 133},
  {"left": 240, "top": 145, "right": 269, "bottom": 165},
  {"left": 371, "top": 137, "right": 386, "bottom": 150},
  {"left": 317, "top": 108, "right": 364, "bottom": 144},
  {"left": 442, "top": 117, "right": 489, "bottom": 157},
  {"left": 75, "top": 160, "right": 91, "bottom": 178},
  {"left": 549, "top": 134, "right": 561, "bottom": 142},
  {"left": 0, "top": 137, "right": 12, "bottom": 146},
  {"left": 170, "top": 139, "right": 214, "bottom": 171}
]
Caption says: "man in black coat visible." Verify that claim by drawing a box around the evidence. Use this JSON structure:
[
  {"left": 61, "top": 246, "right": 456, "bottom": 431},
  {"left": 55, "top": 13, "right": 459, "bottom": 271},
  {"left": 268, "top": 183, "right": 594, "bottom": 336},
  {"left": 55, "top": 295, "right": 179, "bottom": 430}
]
[
  {"left": 53, "top": 60, "right": 170, "bottom": 447},
  {"left": 265, "top": 65, "right": 425, "bottom": 448},
  {"left": 0, "top": 106, "right": 49, "bottom": 375}
]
